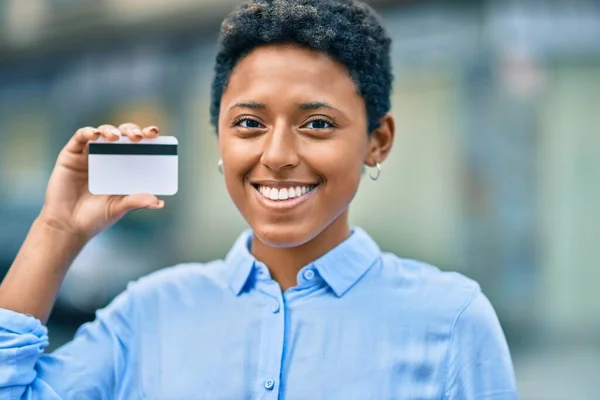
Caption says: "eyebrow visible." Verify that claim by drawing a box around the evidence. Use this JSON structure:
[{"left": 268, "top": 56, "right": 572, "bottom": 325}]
[
  {"left": 228, "top": 101, "right": 342, "bottom": 114},
  {"left": 298, "top": 101, "right": 336, "bottom": 111},
  {"left": 229, "top": 102, "right": 266, "bottom": 111}
]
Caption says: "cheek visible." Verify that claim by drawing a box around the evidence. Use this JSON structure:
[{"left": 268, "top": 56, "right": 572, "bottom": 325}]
[
  {"left": 327, "top": 162, "right": 363, "bottom": 205},
  {"left": 222, "top": 166, "right": 254, "bottom": 222},
  {"left": 220, "top": 135, "right": 259, "bottom": 176},
  {"left": 219, "top": 137, "right": 256, "bottom": 203},
  {"left": 310, "top": 136, "right": 365, "bottom": 177},
  {"left": 223, "top": 171, "right": 243, "bottom": 197},
  {"left": 307, "top": 140, "right": 365, "bottom": 202}
]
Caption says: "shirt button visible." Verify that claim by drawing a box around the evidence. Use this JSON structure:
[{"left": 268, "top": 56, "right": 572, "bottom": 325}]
[
  {"left": 264, "top": 379, "right": 275, "bottom": 390},
  {"left": 271, "top": 302, "right": 280, "bottom": 313},
  {"left": 303, "top": 269, "right": 315, "bottom": 280}
]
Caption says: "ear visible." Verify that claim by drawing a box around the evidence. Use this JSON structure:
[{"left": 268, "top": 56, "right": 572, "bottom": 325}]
[{"left": 364, "top": 113, "right": 395, "bottom": 167}]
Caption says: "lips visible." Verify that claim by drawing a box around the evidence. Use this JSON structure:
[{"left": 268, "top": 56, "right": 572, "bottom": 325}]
[
  {"left": 249, "top": 180, "right": 319, "bottom": 208},
  {"left": 256, "top": 184, "right": 317, "bottom": 201}
]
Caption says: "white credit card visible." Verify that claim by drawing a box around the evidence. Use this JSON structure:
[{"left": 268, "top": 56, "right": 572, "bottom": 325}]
[{"left": 88, "top": 136, "right": 178, "bottom": 196}]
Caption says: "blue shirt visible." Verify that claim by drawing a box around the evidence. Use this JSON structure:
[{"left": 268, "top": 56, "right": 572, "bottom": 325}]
[{"left": 0, "top": 227, "right": 518, "bottom": 399}]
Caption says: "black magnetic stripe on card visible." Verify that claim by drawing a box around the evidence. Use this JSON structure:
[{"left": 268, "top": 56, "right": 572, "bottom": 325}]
[{"left": 89, "top": 143, "right": 178, "bottom": 156}]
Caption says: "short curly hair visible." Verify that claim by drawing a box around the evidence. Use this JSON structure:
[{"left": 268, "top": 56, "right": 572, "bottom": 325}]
[{"left": 210, "top": 0, "right": 393, "bottom": 134}]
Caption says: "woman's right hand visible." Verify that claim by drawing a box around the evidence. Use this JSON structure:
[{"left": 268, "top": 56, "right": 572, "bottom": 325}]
[{"left": 39, "top": 123, "right": 165, "bottom": 241}]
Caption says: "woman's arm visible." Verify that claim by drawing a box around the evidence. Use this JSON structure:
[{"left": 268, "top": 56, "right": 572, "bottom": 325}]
[
  {"left": 0, "top": 217, "right": 86, "bottom": 324},
  {"left": 0, "top": 123, "right": 162, "bottom": 323},
  {"left": 0, "top": 123, "right": 162, "bottom": 399},
  {"left": 0, "top": 280, "right": 137, "bottom": 399}
]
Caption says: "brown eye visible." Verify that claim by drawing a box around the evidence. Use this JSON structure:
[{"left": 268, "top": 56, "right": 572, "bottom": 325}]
[
  {"left": 302, "top": 117, "right": 336, "bottom": 130},
  {"left": 234, "top": 118, "right": 264, "bottom": 129},
  {"left": 307, "top": 121, "right": 329, "bottom": 129}
]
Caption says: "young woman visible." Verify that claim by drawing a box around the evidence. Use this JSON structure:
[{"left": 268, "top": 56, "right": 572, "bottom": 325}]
[{"left": 0, "top": 0, "right": 518, "bottom": 399}]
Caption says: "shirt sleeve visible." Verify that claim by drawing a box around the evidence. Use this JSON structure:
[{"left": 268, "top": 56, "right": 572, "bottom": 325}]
[
  {"left": 443, "top": 290, "right": 519, "bottom": 400},
  {"left": 0, "top": 284, "right": 135, "bottom": 400}
]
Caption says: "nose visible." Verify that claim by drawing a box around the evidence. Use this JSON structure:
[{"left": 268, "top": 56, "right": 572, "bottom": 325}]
[{"left": 260, "top": 122, "right": 300, "bottom": 171}]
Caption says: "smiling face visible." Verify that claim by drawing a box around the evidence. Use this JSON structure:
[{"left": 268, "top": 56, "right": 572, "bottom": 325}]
[{"left": 218, "top": 44, "right": 391, "bottom": 249}]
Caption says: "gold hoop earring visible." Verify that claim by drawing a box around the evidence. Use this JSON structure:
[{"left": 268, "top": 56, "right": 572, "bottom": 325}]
[
  {"left": 369, "top": 162, "right": 381, "bottom": 181},
  {"left": 217, "top": 159, "right": 224, "bottom": 174}
]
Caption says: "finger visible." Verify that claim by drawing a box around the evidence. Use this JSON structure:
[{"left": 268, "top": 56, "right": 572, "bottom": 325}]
[
  {"left": 118, "top": 122, "right": 144, "bottom": 142},
  {"left": 97, "top": 124, "right": 121, "bottom": 141},
  {"left": 64, "top": 127, "right": 101, "bottom": 154},
  {"left": 110, "top": 194, "right": 164, "bottom": 217},
  {"left": 142, "top": 125, "right": 160, "bottom": 138}
]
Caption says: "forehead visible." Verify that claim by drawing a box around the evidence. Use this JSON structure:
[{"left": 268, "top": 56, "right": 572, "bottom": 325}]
[{"left": 222, "top": 44, "right": 362, "bottom": 105}]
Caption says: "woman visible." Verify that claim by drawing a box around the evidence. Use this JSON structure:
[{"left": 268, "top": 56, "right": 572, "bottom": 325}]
[{"left": 0, "top": 0, "right": 518, "bottom": 399}]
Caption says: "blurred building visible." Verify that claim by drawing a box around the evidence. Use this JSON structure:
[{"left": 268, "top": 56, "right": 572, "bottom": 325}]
[{"left": 1, "top": 0, "right": 599, "bottom": 398}]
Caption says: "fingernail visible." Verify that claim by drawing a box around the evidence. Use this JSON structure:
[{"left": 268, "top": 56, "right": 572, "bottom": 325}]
[
  {"left": 148, "top": 200, "right": 164, "bottom": 209},
  {"left": 149, "top": 126, "right": 159, "bottom": 133},
  {"left": 133, "top": 129, "right": 143, "bottom": 138},
  {"left": 110, "top": 128, "right": 121, "bottom": 137}
]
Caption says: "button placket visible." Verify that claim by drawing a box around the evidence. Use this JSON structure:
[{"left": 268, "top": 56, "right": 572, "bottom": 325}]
[{"left": 256, "top": 282, "right": 285, "bottom": 398}]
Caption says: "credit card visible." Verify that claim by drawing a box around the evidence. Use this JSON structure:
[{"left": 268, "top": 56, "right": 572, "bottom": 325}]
[{"left": 88, "top": 136, "right": 178, "bottom": 195}]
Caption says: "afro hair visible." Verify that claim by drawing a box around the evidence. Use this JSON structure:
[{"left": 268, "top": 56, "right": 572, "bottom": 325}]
[{"left": 210, "top": 0, "right": 393, "bottom": 134}]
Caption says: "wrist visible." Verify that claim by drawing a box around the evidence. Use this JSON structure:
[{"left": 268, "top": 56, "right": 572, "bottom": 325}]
[{"left": 36, "top": 209, "right": 90, "bottom": 246}]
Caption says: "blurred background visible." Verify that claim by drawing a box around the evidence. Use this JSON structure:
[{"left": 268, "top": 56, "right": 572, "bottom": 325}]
[{"left": 0, "top": 0, "right": 598, "bottom": 398}]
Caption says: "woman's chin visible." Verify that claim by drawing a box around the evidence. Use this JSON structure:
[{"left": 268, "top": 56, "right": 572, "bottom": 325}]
[{"left": 251, "top": 223, "right": 316, "bottom": 249}]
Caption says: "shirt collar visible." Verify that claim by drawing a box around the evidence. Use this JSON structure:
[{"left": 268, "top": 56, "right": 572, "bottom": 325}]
[
  {"left": 225, "top": 227, "right": 381, "bottom": 297},
  {"left": 225, "top": 230, "right": 256, "bottom": 296},
  {"left": 312, "top": 227, "right": 381, "bottom": 297}
]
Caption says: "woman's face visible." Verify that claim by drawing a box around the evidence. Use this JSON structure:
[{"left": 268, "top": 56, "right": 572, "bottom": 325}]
[{"left": 218, "top": 44, "right": 392, "bottom": 248}]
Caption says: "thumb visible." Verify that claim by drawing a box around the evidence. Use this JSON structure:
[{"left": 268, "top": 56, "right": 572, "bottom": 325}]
[{"left": 112, "top": 194, "right": 164, "bottom": 216}]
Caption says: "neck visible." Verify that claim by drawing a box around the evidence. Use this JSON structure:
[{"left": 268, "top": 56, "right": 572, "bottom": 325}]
[{"left": 251, "top": 211, "right": 350, "bottom": 291}]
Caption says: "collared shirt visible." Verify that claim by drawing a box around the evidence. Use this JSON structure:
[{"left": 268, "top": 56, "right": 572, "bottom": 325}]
[{"left": 0, "top": 228, "right": 518, "bottom": 399}]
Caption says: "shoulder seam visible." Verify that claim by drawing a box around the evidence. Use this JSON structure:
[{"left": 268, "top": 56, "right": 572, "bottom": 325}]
[{"left": 440, "top": 284, "right": 481, "bottom": 399}]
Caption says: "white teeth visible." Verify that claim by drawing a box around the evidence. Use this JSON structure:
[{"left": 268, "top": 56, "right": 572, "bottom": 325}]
[
  {"left": 269, "top": 189, "right": 279, "bottom": 200},
  {"left": 257, "top": 185, "right": 316, "bottom": 201}
]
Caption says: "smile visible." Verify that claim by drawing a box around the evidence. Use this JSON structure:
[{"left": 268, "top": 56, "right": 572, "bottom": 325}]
[
  {"left": 250, "top": 182, "right": 319, "bottom": 209},
  {"left": 256, "top": 184, "right": 317, "bottom": 201}
]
